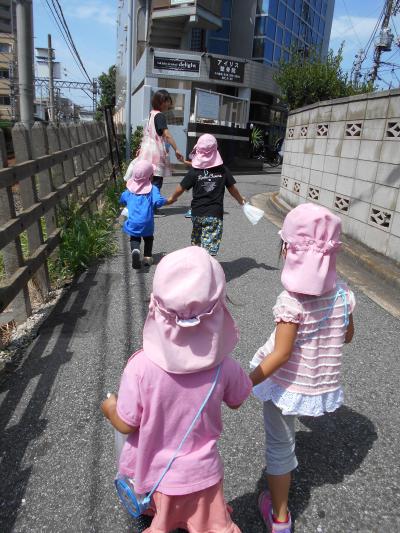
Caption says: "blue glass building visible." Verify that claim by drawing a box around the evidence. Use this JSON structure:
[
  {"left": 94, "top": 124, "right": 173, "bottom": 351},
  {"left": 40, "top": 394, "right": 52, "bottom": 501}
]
[{"left": 253, "top": 0, "right": 333, "bottom": 65}]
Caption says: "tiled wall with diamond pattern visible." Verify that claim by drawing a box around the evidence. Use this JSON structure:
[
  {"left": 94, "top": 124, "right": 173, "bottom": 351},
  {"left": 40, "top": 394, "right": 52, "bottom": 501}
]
[{"left": 279, "top": 90, "right": 400, "bottom": 262}]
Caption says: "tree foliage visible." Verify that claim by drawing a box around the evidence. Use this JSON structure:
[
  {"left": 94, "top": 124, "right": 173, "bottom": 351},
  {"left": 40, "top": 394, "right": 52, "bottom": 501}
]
[
  {"left": 274, "top": 45, "right": 374, "bottom": 111},
  {"left": 95, "top": 65, "right": 116, "bottom": 120}
]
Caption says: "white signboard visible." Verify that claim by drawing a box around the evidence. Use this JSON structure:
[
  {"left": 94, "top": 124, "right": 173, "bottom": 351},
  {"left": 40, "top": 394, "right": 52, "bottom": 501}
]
[
  {"left": 171, "top": 0, "right": 194, "bottom": 5},
  {"left": 196, "top": 90, "right": 220, "bottom": 120},
  {"left": 36, "top": 61, "right": 61, "bottom": 79}
]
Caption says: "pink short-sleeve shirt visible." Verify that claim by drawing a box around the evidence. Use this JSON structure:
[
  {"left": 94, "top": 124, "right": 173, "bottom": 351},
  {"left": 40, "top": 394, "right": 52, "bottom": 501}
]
[{"left": 117, "top": 350, "right": 252, "bottom": 496}]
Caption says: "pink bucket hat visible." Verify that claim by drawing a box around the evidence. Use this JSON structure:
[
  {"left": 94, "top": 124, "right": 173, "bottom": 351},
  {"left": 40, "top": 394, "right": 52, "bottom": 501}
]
[
  {"left": 280, "top": 203, "right": 342, "bottom": 296},
  {"left": 126, "top": 160, "right": 153, "bottom": 194},
  {"left": 143, "top": 246, "right": 239, "bottom": 374},
  {"left": 190, "top": 134, "right": 223, "bottom": 169}
]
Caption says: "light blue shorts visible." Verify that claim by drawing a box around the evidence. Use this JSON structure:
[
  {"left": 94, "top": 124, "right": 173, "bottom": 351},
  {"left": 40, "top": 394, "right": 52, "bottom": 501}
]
[{"left": 263, "top": 400, "right": 298, "bottom": 475}]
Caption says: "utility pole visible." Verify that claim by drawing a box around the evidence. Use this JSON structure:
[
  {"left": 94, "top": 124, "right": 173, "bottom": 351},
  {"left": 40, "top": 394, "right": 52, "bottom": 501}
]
[
  {"left": 47, "top": 34, "right": 55, "bottom": 122},
  {"left": 370, "top": 0, "right": 394, "bottom": 83},
  {"left": 351, "top": 49, "right": 365, "bottom": 87},
  {"left": 16, "top": 0, "right": 34, "bottom": 127},
  {"left": 125, "top": 0, "right": 134, "bottom": 161}
]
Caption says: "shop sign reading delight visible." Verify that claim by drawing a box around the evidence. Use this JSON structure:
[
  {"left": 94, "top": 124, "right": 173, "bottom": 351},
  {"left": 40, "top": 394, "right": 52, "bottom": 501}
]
[
  {"left": 153, "top": 55, "right": 200, "bottom": 77},
  {"left": 209, "top": 57, "right": 245, "bottom": 83}
]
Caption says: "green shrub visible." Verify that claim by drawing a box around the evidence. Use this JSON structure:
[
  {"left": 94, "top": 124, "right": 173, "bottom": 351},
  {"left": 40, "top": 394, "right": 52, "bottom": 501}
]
[
  {"left": 119, "top": 126, "right": 144, "bottom": 161},
  {"left": 274, "top": 44, "right": 375, "bottom": 110}
]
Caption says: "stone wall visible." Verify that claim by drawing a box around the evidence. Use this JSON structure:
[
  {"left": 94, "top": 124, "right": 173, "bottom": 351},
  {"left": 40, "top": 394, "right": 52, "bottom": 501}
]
[{"left": 279, "top": 89, "right": 400, "bottom": 263}]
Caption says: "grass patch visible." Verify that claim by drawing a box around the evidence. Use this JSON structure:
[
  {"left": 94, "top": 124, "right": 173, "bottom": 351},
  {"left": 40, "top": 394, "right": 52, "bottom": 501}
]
[{"left": 49, "top": 177, "right": 125, "bottom": 281}]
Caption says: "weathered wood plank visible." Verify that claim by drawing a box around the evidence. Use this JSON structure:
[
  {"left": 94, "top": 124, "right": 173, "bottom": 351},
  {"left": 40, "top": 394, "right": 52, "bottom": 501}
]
[
  {"left": 0, "top": 156, "right": 109, "bottom": 248},
  {"left": 0, "top": 230, "right": 61, "bottom": 314},
  {"left": 12, "top": 122, "right": 50, "bottom": 301},
  {"left": 0, "top": 135, "right": 106, "bottom": 190},
  {"left": 31, "top": 122, "right": 57, "bottom": 237},
  {"left": 0, "top": 129, "right": 31, "bottom": 322}
]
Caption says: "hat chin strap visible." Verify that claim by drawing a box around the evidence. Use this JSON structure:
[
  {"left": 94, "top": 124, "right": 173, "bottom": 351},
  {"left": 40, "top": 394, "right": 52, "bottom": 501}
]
[
  {"left": 175, "top": 317, "right": 201, "bottom": 327},
  {"left": 150, "top": 294, "right": 222, "bottom": 328}
]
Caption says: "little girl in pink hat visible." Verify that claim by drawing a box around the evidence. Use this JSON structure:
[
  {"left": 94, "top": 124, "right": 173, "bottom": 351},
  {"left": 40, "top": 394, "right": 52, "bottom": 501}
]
[
  {"left": 102, "top": 246, "right": 252, "bottom": 532},
  {"left": 120, "top": 160, "right": 172, "bottom": 269},
  {"left": 249, "top": 203, "right": 356, "bottom": 533}
]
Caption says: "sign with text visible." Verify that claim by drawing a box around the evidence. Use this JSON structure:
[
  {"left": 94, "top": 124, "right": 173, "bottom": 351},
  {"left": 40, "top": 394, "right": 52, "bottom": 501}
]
[
  {"left": 153, "top": 54, "right": 200, "bottom": 77},
  {"left": 209, "top": 57, "right": 245, "bottom": 83}
]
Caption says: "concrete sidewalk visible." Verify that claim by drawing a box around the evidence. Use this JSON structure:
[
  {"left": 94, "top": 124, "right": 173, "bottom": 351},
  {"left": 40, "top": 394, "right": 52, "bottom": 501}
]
[{"left": 0, "top": 173, "right": 399, "bottom": 532}]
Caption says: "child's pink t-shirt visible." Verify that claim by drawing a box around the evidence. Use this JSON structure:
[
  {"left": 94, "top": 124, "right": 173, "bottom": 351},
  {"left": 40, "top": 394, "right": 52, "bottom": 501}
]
[{"left": 116, "top": 350, "right": 252, "bottom": 496}]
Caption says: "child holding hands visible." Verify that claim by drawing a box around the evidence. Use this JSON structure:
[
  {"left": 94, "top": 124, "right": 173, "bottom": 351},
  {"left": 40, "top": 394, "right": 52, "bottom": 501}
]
[
  {"left": 168, "top": 134, "right": 246, "bottom": 256},
  {"left": 102, "top": 246, "right": 252, "bottom": 532},
  {"left": 249, "top": 203, "right": 355, "bottom": 533},
  {"left": 120, "top": 160, "right": 171, "bottom": 269}
]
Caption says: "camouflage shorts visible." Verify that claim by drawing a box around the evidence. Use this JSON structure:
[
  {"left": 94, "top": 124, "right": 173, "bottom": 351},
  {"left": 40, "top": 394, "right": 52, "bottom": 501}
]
[{"left": 191, "top": 216, "right": 223, "bottom": 256}]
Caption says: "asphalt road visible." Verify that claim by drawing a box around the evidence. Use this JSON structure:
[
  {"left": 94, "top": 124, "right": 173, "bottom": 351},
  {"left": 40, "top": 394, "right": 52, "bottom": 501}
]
[{"left": 0, "top": 173, "right": 399, "bottom": 533}]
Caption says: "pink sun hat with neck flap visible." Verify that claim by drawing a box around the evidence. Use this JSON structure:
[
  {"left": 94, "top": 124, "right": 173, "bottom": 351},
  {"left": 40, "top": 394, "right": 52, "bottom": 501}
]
[
  {"left": 143, "top": 246, "right": 239, "bottom": 374},
  {"left": 190, "top": 134, "right": 223, "bottom": 169},
  {"left": 280, "top": 203, "right": 342, "bottom": 296},
  {"left": 126, "top": 160, "right": 154, "bottom": 194}
]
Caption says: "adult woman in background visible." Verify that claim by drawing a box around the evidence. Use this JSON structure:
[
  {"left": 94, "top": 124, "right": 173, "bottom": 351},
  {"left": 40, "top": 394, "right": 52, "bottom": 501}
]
[{"left": 149, "top": 89, "right": 184, "bottom": 191}]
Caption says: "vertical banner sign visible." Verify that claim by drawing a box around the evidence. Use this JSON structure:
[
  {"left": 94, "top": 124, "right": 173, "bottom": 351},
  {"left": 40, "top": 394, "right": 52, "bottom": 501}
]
[{"left": 209, "top": 57, "right": 245, "bottom": 83}]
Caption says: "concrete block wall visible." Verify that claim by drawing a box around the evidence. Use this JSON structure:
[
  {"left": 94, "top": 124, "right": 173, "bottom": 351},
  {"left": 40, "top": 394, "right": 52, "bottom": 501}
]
[{"left": 280, "top": 89, "right": 400, "bottom": 263}]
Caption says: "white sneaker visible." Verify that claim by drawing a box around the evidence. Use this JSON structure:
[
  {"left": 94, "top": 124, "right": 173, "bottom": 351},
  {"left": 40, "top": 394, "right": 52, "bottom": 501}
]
[
  {"left": 131, "top": 249, "right": 141, "bottom": 269},
  {"left": 143, "top": 256, "right": 153, "bottom": 266}
]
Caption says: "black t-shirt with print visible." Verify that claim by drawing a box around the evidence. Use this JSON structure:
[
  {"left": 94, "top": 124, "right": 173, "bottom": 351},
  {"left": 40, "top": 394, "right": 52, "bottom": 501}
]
[
  {"left": 180, "top": 165, "right": 236, "bottom": 218},
  {"left": 154, "top": 113, "right": 168, "bottom": 136}
]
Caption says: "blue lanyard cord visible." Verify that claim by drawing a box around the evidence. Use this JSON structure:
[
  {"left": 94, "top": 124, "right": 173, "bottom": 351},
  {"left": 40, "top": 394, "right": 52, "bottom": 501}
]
[
  {"left": 297, "top": 288, "right": 349, "bottom": 345},
  {"left": 145, "top": 364, "right": 222, "bottom": 502}
]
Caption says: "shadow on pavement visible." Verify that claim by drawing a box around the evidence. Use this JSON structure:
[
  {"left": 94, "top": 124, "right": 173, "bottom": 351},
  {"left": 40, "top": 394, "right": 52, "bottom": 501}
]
[
  {"left": 220, "top": 257, "right": 278, "bottom": 283},
  {"left": 0, "top": 267, "right": 99, "bottom": 532},
  {"left": 229, "top": 405, "right": 377, "bottom": 532}
]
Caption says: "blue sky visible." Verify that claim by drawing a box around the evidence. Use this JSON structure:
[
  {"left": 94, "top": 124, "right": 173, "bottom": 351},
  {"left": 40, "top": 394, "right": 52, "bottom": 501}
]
[
  {"left": 330, "top": 0, "right": 400, "bottom": 87},
  {"left": 33, "top": 0, "right": 116, "bottom": 109},
  {"left": 33, "top": 0, "right": 400, "bottom": 108}
]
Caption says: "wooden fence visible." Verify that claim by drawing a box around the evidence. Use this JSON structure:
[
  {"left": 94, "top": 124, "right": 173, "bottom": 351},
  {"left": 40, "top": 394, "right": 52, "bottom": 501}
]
[{"left": 0, "top": 120, "right": 119, "bottom": 325}]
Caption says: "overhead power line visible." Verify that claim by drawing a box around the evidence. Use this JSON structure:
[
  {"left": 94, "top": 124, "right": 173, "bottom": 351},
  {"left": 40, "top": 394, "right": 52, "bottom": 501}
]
[
  {"left": 50, "top": 0, "right": 91, "bottom": 83},
  {"left": 42, "top": 0, "right": 92, "bottom": 84}
]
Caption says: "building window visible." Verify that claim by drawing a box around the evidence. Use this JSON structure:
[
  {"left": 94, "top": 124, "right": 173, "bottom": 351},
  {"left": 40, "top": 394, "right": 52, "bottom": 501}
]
[
  {"left": 266, "top": 16, "right": 276, "bottom": 39},
  {"left": 0, "top": 42, "right": 11, "bottom": 53},
  {"left": 0, "top": 96, "right": 10, "bottom": 105},
  {"left": 269, "top": 0, "right": 278, "bottom": 18},
  {"left": 0, "top": 69, "right": 9, "bottom": 79},
  {"left": 208, "top": 38, "right": 229, "bottom": 55},
  {"left": 264, "top": 39, "right": 274, "bottom": 62},
  {"left": 256, "top": 0, "right": 269, "bottom": 15},
  {"left": 285, "top": 8, "right": 293, "bottom": 30},
  {"left": 252, "top": 37, "right": 274, "bottom": 62},
  {"left": 191, "top": 28, "right": 205, "bottom": 51},
  {"left": 209, "top": 19, "right": 231, "bottom": 40},
  {"left": 277, "top": 2, "right": 286, "bottom": 24},
  {"left": 284, "top": 30, "right": 291, "bottom": 48},
  {"left": 255, "top": 16, "right": 267, "bottom": 36},
  {"left": 222, "top": 0, "right": 232, "bottom": 18},
  {"left": 276, "top": 25, "right": 283, "bottom": 45}
]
